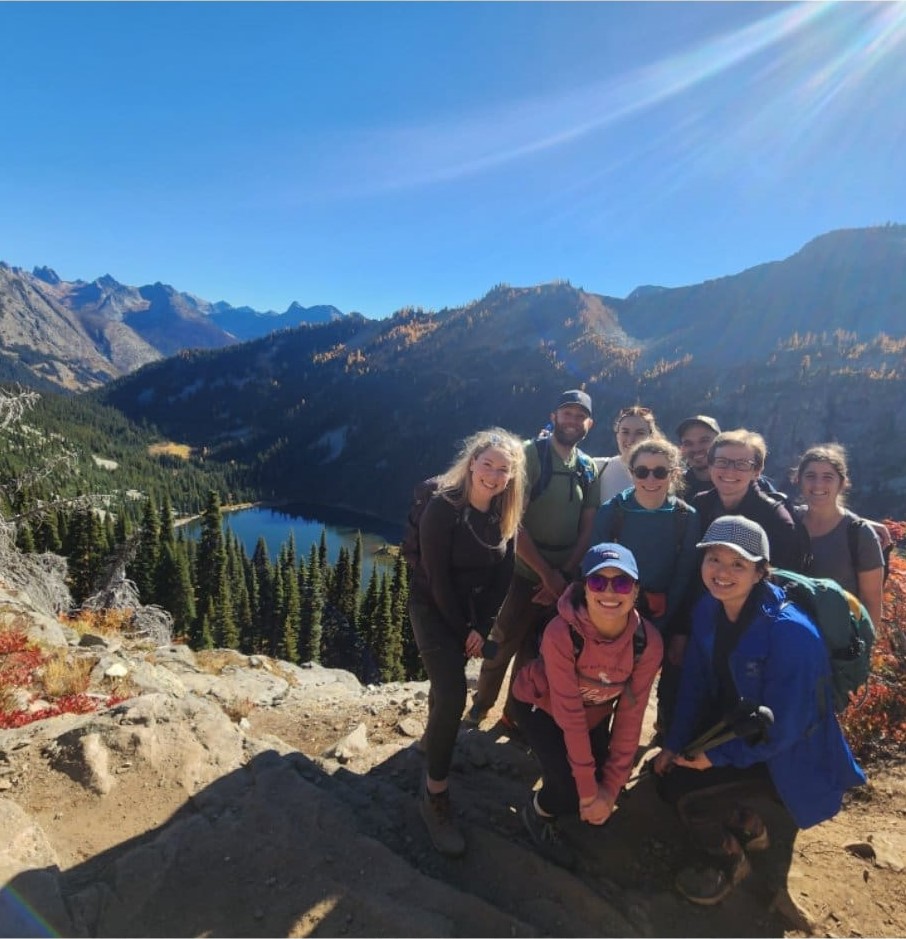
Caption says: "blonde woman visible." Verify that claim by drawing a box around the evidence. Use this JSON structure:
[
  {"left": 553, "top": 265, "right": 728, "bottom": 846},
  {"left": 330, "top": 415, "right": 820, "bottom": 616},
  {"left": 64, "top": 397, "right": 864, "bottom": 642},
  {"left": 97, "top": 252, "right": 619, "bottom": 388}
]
[{"left": 408, "top": 427, "right": 526, "bottom": 857}]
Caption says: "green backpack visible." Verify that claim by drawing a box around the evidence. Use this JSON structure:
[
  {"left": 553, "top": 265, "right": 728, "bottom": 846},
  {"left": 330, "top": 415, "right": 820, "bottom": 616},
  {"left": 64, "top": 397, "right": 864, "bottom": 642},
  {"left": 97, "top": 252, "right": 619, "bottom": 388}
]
[{"left": 771, "top": 569, "right": 876, "bottom": 713}]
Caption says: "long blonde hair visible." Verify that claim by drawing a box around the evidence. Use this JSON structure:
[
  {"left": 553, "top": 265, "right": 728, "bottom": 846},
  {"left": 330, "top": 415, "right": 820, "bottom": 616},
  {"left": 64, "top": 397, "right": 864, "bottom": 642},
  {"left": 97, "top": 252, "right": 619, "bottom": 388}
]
[{"left": 435, "top": 427, "right": 526, "bottom": 541}]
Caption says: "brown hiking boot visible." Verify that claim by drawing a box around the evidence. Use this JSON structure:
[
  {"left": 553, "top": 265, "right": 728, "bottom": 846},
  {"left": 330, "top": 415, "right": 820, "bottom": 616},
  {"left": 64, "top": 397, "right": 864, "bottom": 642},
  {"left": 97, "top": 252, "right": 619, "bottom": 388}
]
[
  {"left": 725, "top": 806, "right": 769, "bottom": 852},
  {"left": 419, "top": 788, "right": 466, "bottom": 858},
  {"left": 675, "top": 852, "right": 752, "bottom": 906}
]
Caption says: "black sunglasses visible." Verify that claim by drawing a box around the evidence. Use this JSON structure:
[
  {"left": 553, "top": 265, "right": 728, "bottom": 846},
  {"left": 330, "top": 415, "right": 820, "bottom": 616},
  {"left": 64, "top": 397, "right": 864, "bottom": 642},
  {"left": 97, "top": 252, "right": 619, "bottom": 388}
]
[{"left": 632, "top": 465, "right": 670, "bottom": 480}]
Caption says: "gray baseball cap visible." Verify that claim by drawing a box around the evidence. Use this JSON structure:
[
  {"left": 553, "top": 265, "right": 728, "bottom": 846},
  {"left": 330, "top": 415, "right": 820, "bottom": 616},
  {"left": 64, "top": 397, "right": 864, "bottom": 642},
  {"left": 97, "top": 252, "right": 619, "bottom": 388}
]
[{"left": 696, "top": 515, "right": 770, "bottom": 563}]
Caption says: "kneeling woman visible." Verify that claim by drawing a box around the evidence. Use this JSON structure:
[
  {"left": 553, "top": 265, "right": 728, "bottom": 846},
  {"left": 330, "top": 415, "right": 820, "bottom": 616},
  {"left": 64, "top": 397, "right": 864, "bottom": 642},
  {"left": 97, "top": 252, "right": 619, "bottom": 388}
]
[
  {"left": 653, "top": 516, "right": 865, "bottom": 905},
  {"left": 409, "top": 427, "right": 526, "bottom": 858},
  {"left": 509, "top": 543, "right": 663, "bottom": 869}
]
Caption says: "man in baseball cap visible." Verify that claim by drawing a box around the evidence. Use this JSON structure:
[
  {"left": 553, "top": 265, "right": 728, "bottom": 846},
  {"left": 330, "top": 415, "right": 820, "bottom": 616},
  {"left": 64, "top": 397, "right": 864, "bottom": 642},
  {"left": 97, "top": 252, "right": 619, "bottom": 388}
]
[{"left": 676, "top": 415, "right": 721, "bottom": 497}]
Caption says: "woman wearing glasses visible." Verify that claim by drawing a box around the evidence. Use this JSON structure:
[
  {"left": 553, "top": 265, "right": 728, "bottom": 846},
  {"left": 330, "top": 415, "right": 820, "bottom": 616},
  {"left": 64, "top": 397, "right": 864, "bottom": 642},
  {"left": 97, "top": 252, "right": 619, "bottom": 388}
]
[
  {"left": 596, "top": 405, "right": 661, "bottom": 502},
  {"left": 592, "top": 438, "right": 699, "bottom": 730},
  {"left": 692, "top": 430, "right": 807, "bottom": 572},
  {"left": 509, "top": 542, "right": 663, "bottom": 869}
]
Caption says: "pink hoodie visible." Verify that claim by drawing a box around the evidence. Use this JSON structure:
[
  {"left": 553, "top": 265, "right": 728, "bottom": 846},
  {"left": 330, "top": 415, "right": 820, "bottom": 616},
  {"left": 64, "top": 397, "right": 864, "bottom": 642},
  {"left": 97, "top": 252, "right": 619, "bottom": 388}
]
[{"left": 511, "top": 590, "right": 663, "bottom": 803}]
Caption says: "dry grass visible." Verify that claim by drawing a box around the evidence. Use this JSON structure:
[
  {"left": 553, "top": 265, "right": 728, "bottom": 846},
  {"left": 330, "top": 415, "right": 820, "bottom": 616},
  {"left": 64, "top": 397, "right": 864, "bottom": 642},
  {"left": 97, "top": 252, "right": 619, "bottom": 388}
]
[
  {"left": 41, "top": 650, "right": 95, "bottom": 697},
  {"left": 148, "top": 441, "right": 192, "bottom": 460},
  {"left": 62, "top": 608, "right": 135, "bottom": 637},
  {"left": 195, "top": 649, "right": 247, "bottom": 675},
  {"left": 223, "top": 697, "right": 255, "bottom": 723}
]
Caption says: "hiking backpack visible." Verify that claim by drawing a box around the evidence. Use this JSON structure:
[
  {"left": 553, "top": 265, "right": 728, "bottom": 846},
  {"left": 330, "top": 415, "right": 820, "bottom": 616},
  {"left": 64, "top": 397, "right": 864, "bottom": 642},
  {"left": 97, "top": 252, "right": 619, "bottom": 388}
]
[
  {"left": 770, "top": 568, "right": 876, "bottom": 713},
  {"left": 400, "top": 476, "right": 442, "bottom": 570},
  {"left": 846, "top": 515, "right": 893, "bottom": 585},
  {"left": 761, "top": 489, "right": 814, "bottom": 572},
  {"left": 529, "top": 435, "right": 596, "bottom": 503}
]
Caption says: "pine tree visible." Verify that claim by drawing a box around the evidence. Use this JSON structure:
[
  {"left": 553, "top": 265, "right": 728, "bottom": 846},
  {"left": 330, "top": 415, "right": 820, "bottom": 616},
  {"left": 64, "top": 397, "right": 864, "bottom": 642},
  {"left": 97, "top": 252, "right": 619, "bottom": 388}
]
[
  {"left": 301, "top": 544, "right": 323, "bottom": 663},
  {"left": 252, "top": 537, "right": 277, "bottom": 655},
  {"left": 15, "top": 521, "right": 36, "bottom": 553},
  {"left": 374, "top": 572, "right": 405, "bottom": 682},
  {"left": 67, "top": 508, "right": 107, "bottom": 604},
  {"left": 36, "top": 512, "right": 62, "bottom": 553},
  {"left": 155, "top": 541, "right": 196, "bottom": 637},
  {"left": 194, "top": 491, "right": 236, "bottom": 649},
  {"left": 132, "top": 497, "right": 161, "bottom": 603}
]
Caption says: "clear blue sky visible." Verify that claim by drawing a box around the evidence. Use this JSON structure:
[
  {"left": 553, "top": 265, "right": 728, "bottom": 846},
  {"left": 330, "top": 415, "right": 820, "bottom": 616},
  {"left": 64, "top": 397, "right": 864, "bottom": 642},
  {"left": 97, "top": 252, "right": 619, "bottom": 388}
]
[{"left": 2, "top": 2, "right": 904, "bottom": 318}]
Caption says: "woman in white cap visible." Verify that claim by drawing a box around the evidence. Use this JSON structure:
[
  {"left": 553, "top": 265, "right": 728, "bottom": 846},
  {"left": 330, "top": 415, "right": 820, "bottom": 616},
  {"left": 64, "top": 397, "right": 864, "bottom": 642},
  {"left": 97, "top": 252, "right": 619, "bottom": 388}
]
[
  {"left": 652, "top": 515, "right": 865, "bottom": 905},
  {"left": 509, "top": 542, "right": 663, "bottom": 869}
]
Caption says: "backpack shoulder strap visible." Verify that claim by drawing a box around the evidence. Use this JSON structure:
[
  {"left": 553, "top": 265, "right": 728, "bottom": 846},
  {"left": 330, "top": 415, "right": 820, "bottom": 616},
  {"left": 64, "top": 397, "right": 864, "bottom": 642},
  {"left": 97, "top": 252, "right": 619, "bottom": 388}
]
[
  {"left": 672, "top": 497, "right": 691, "bottom": 555},
  {"left": 530, "top": 436, "right": 554, "bottom": 502},
  {"left": 568, "top": 621, "right": 584, "bottom": 657},
  {"left": 631, "top": 616, "right": 648, "bottom": 663}
]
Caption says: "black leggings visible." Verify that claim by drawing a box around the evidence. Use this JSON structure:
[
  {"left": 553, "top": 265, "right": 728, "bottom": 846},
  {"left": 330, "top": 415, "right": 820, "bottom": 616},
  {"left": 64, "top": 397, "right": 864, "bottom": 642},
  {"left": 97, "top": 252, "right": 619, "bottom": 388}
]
[
  {"left": 408, "top": 597, "right": 467, "bottom": 783},
  {"left": 509, "top": 697, "right": 611, "bottom": 817}
]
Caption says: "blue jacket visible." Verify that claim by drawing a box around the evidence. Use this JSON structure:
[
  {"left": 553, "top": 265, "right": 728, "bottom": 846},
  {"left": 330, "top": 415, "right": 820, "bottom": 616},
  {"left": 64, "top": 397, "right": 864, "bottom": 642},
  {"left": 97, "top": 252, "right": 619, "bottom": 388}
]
[{"left": 666, "top": 581, "right": 866, "bottom": 829}]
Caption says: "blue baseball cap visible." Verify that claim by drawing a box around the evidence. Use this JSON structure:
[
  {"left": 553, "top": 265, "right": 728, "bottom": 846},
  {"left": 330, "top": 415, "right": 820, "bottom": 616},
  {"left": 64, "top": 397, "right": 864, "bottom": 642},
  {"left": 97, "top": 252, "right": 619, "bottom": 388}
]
[{"left": 581, "top": 542, "right": 639, "bottom": 580}]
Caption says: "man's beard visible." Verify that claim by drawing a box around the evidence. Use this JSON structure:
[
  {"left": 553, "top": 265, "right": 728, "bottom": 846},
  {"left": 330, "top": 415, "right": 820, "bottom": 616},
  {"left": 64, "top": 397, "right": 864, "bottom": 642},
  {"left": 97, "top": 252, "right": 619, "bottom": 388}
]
[{"left": 552, "top": 423, "right": 587, "bottom": 447}]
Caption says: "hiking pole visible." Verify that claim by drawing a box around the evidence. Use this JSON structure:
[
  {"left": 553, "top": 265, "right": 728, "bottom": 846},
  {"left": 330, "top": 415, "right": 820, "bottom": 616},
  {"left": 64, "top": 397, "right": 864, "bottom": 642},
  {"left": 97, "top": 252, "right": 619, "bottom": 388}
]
[
  {"left": 676, "top": 697, "right": 758, "bottom": 758},
  {"left": 682, "top": 705, "right": 775, "bottom": 759}
]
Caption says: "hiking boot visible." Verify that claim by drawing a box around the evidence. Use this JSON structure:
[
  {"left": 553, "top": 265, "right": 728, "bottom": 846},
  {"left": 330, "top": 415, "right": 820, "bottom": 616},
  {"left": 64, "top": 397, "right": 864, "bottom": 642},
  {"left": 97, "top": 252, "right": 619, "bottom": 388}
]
[
  {"left": 461, "top": 703, "right": 487, "bottom": 728},
  {"left": 725, "top": 806, "right": 769, "bottom": 852},
  {"left": 520, "top": 800, "right": 575, "bottom": 869},
  {"left": 675, "top": 852, "right": 752, "bottom": 906},
  {"left": 419, "top": 788, "right": 466, "bottom": 858}
]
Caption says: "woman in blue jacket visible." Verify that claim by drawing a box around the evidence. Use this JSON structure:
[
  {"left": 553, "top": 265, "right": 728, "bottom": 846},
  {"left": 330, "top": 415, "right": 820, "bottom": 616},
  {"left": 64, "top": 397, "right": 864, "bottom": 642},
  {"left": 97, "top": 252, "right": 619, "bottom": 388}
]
[{"left": 653, "top": 515, "right": 865, "bottom": 906}]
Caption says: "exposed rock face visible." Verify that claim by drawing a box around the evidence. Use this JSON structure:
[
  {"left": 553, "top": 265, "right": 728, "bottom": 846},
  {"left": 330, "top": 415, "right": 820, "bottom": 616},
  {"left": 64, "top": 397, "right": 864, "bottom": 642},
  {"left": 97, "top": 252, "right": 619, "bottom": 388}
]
[{"left": 0, "top": 589, "right": 904, "bottom": 938}]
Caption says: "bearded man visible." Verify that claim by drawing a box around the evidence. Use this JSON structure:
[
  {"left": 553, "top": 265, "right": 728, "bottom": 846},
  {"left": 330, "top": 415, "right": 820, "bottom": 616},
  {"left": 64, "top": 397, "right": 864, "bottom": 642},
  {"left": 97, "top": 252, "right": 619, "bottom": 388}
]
[{"left": 466, "top": 390, "right": 601, "bottom": 727}]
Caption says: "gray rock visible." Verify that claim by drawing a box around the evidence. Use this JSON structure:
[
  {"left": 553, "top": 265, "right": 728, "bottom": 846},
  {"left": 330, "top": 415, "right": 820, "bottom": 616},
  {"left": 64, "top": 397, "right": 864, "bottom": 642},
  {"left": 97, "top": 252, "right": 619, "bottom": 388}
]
[
  {"left": 328, "top": 722, "right": 369, "bottom": 763},
  {"left": 398, "top": 717, "right": 424, "bottom": 739}
]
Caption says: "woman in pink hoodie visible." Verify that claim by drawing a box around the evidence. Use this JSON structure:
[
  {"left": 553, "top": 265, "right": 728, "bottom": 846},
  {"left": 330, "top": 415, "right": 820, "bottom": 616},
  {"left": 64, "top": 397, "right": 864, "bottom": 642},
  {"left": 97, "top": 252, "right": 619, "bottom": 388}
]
[{"left": 510, "top": 542, "right": 663, "bottom": 869}]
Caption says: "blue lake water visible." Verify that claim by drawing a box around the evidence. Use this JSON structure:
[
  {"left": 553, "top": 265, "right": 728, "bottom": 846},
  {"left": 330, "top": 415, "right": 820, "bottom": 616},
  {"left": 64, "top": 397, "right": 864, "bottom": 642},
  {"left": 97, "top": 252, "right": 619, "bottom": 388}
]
[{"left": 182, "top": 503, "right": 404, "bottom": 583}]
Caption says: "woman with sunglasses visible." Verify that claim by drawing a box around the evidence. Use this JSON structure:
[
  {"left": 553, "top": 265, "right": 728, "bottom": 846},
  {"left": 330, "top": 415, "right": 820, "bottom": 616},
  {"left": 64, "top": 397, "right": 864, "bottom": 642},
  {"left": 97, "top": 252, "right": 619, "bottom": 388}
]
[
  {"left": 509, "top": 542, "right": 663, "bottom": 869},
  {"left": 592, "top": 438, "right": 699, "bottom": 731},
  {"left": 595, "top": 405, "right": 661, "bottom": 503}
]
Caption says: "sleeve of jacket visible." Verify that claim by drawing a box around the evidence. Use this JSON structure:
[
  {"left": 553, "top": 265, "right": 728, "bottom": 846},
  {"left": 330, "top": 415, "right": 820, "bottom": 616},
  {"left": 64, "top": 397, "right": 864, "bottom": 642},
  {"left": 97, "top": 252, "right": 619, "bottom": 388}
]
[
  {"left": 664, "top": 594, "right": 719, "bottom": 752},
  {"left": 418, "top": 496, "right": 468, "bottom": 642},
  {"left": 707, "top": 606, "right": 830, "bottom": 768},
  {"left": 477, "top": 534, "right": 515, "bottom": 635},
  {"left": 591, "top": 499, "right": 616, "bottom": 546},
  {"left": 665, "top": 504, "right": 700, "bottom": 626},
  {"left": 763, "top": 501, "right": 803, "bottom": 572},
  {"left": 540, "top": 621, "right": 600, "bottom": 802},
  {"left": 599, "top": 619, "right": 663, "bottom": 802}
]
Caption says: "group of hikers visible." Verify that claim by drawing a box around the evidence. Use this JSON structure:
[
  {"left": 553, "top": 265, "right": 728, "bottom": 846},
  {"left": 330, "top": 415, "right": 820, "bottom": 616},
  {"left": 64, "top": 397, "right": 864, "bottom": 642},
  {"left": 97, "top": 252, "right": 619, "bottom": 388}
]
[{"left": 405, "top": 390, "right": 885, "bottom": 906}]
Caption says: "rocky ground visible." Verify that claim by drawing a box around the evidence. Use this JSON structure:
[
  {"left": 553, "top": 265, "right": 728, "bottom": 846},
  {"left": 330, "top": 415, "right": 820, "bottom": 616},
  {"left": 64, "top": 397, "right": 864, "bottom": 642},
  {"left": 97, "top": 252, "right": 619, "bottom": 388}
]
[{"left": 1, "top": 595, "right": 904, "bottom": 938}]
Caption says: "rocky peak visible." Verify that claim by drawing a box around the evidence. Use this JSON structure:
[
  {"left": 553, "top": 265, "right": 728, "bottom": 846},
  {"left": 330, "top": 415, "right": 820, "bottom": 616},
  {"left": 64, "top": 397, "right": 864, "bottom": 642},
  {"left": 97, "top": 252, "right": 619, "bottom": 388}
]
[{"left": 32, "top": 266, "right": 62, "bottom": 286}]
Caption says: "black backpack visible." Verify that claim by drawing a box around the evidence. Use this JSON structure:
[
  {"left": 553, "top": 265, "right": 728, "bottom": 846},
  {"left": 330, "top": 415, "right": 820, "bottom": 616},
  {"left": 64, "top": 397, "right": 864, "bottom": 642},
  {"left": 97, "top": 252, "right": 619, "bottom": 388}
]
[
  {"left": 529, "top": 436, "right": 596, "bottom": 504},
  {"left": 400, "top": 477, "right": 442, "bottom": 570},
  {"left": 761, "top": 489, "right": 814, "bottom": 572},
  {"left": 846, "top": 515, "right": 893, "bottom": 585},
  {"left": 567, "top": 617, "right": 649, "bottom": 703}
]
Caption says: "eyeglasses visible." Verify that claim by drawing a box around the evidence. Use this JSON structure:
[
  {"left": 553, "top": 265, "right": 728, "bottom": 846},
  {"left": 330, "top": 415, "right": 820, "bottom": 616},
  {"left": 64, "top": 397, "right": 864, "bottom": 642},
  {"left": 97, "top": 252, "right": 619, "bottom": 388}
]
[
  {"left": 711, "top": 457, "right": 758, "bottom": 471},
  {"left": 632, "top": 465, "right": 669, "bottom": 480},
  {"left": 585, "top": 572, "right": 636, "bottom": 595}
]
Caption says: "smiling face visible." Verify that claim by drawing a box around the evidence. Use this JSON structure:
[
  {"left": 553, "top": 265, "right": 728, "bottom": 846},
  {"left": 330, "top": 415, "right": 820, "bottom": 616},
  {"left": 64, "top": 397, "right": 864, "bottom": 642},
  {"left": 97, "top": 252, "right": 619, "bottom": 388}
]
[
  {"left": 584, "top": 566, "right": 639, "bottom": 637},
  {"left": 630, "top": 451, "right": 672, "bottom": 508},
  {"left": 709, "top": 443, "right": 759, "bottom": 507},
  {"left": 679, "top": 423, "right": 718, "bottom": 474},
  {"left": 469, "top": 446, "right": 513, "bottom": 503},
  {"left": 616, "top": 415, "right": 652, "bottom": 459},
  {"left": 798, "top": 459, "right": 845, "bottom": 511},
  {"left": 701, "top": 545, "right": 763, "bottom": 619},
  {"left": 551, "top": 404, "right": 593, "bottom": 448}
]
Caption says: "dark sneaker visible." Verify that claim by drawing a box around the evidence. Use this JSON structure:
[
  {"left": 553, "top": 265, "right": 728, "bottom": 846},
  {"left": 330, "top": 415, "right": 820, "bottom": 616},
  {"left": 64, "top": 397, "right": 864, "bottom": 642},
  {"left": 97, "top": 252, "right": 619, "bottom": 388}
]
[
  {"left": 725, "top": 806, "right": 769, "bottom": 852},
  {"left": 520, "top": 801, "right": 575, "bottom": 869},
  {"left": 419, "top": 788, "right": 466, "bottom": 858},
  {"left": 461, "top": 704, "right": 487, "bottom": 728},
  {"left": 675, "top": 853, "right": 752, "bottom": 906}
]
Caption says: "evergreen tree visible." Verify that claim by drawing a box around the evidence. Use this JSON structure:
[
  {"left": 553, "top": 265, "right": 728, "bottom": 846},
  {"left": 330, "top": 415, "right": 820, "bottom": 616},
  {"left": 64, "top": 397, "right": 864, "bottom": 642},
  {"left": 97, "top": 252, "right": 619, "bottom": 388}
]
[
  {"left": 252, "top": 537, "right": 277, "bottom": 655},
  {"left": 318, "top": 527, "right": 328, "bottom": 572},
  {"left": 301, "top": 544, "right": 323, "bottom": 663},
  {"left": 374, "top": 572, "right": 405, "bottom": 682},
  {"left": 15, "top": 521, "right": 36, "bottom": 553},
  {"left": 194, "top": 491, "right": 236, "bottom": 649},
  {"left": 67, "top": 508, "right": 107, "bottom": 604},
  {"left": 132, "top": 496, "right": 161, "bottom": 603},
  {"left": 36, "top": 512, "right": 62, "bottom": 553},
  {"left": 279, "top": 559, "right": 301, "bottom": 664},
  {"left": 155, "top": 541, "right": 196, "bottom": 636}
]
